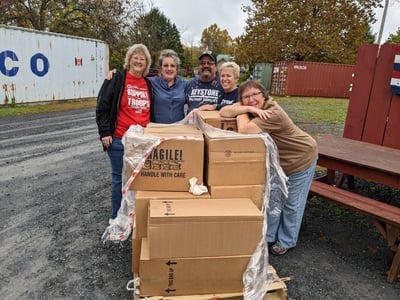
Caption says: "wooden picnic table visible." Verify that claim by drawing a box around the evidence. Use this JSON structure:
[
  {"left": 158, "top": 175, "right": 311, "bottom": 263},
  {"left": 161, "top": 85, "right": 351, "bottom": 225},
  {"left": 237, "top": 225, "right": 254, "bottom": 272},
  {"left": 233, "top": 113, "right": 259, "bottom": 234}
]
[
  {"left": 311, "top": 133, "right": 400, "bottom": 282},
  {"left": 308, "top": 43, "right": 400, "bottom": 283},
  {"left": 315, "top": 134, "right": 400, "bottom": 188}
]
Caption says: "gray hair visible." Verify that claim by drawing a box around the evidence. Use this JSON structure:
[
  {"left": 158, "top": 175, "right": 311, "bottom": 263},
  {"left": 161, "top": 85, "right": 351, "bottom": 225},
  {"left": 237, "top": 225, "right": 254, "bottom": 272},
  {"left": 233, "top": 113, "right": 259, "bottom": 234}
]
[
  {"left": 158, "top": 49, "right": 181, "bottom": 69},
  {"left": 123, "top": 44, "right": 151, "bottom": 76},
  {"left": 219, "top": 61, "right": 240, "bottom": 79}
]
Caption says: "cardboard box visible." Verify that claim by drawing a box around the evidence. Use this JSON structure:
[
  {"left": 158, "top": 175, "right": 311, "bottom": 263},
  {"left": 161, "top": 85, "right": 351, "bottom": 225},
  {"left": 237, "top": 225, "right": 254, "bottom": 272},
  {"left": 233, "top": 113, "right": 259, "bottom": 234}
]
[
  {"left": 139, "top": 238, "right": 251, "bottom": 296},
  {"left": 209, "top": 185, "right": 264, "bottom": 210},
  {"left": 131, "top": 228, "right": 141, "bottom": 273},
  {"left": 125, "top": 125, "right": 204, "bottom": 191},
  {"left": 134, "top": 190, "right": 211, "bottom": 239},
  {"left": 204, "top": 132, "right": 266, "bottom": 185},
  {"left": 196, "top": 110, "right": 238, "bottom": 132},
  {"left": 148, "top": 198, "right": 263, "bottom": 259}
]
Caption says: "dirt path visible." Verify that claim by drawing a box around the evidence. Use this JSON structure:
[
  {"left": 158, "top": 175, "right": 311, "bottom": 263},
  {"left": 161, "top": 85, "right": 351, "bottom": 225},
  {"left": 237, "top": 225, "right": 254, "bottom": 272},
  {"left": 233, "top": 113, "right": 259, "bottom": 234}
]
[{"left": 0, "top": 107, "right": 399, "bottom": 299}]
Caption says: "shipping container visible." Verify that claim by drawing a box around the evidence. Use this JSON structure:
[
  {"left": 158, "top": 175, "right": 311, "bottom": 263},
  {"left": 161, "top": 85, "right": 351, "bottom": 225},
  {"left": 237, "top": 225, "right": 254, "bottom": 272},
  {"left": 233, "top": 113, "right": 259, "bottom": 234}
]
[
  {"left": 253, "top": 63, "right": 273, "bottom": 91},
  {"left": 270, "top": 61, "right": 355, "bottom": 98},
  {"left": 0, "top": 25, "right": 109, "bottom": 105}
]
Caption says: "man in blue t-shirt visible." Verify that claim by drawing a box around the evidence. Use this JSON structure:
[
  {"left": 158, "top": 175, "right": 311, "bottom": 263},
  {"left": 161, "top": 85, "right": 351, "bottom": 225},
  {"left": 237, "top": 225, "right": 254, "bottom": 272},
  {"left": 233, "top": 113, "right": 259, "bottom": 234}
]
[{"left": 185, "top": 51, "right": 224, "bottom": 112}]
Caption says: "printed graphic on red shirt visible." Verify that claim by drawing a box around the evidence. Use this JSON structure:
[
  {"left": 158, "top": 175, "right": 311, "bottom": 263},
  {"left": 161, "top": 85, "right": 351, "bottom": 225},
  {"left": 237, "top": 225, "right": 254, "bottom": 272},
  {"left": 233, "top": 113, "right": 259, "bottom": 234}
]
[
  {"left": 115, "top": 74, "right": 151, "bottom": 138},
  {"left": 126, "top": 84, "right": 150, "bottom": 113}
]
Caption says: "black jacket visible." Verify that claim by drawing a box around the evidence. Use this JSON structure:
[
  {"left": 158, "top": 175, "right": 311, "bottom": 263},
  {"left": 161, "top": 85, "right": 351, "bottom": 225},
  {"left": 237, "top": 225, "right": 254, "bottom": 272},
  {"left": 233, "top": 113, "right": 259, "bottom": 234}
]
[{"left": 95, "top": 70, "right": 154, "bottom": 146}]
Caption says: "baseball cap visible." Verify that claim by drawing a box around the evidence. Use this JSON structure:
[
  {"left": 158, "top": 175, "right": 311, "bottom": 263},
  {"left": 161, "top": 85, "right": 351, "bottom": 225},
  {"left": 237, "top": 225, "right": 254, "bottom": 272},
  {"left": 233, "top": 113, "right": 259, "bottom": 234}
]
[{"left": 199, "top": 50, "right": 217, "bottom": 62}]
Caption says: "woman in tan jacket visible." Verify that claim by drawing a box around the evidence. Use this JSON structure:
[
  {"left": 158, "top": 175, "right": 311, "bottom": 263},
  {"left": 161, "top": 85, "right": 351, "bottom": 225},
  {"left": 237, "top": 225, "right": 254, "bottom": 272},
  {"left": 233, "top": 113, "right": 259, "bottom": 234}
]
[{"left": 220, "top": 80, "right": 317, "bottom": 255}]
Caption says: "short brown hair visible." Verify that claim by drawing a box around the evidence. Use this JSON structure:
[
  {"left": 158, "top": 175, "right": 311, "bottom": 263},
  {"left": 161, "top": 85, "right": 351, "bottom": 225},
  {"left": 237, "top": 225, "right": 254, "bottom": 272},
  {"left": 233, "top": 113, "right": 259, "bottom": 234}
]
[{"left": 238, "top": 80, "right": 269, "bottom": 104}]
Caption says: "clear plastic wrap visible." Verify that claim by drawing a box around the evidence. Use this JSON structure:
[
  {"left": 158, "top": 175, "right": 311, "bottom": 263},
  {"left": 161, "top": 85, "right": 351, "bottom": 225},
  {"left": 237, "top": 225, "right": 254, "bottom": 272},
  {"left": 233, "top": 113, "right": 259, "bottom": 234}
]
[
  {"left": 101, "top": 111, "right": 288, "bottom": 299},
  {"left": 242, "top": 132, "right": 288, "bottom": 300}
]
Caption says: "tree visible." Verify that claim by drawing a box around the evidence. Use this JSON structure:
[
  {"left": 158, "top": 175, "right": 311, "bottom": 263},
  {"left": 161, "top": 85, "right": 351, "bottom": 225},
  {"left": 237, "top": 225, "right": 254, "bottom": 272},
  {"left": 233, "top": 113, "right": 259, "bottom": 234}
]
[
  {"left": 200, "top": 24, "right": 233, "bottom": 55},
  {"left": 365, "top": 24, "right": 377, "bottom": 44},
  {"left": 182, "top": 45, "right": 195, "bottom": 76},
  {"left": 232, "top": 35, "right": 250, "bottom": 69},
  {"left": 386, "top": 27, "right": 400, "bottom": 43},
  {"left": 0, "top": 0, "right": 144, "bottom": 69},
  {"left": 240, "top": 0, "right": 381, "bottom": 64},
  {"left": 0, "top": 0, "right": 56, "bottom": 30},
  {"left": 0, "top": 0, "right": 132, "bottom": 40},
  {"left": 129, "top": 8, "right": 184, "bottom": 68},
  {"left": 0, "top": 1, "right": 186, "bottom": 70}
]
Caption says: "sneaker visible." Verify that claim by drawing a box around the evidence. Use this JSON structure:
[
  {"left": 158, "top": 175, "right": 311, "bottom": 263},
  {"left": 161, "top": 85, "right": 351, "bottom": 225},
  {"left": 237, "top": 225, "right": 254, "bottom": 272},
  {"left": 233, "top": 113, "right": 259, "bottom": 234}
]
[
  {"left": 270, "top": 243, "right": 289, "bottom": 256},
  {"left": 109, "top": 218, "right": 116, "bottom": 225}
]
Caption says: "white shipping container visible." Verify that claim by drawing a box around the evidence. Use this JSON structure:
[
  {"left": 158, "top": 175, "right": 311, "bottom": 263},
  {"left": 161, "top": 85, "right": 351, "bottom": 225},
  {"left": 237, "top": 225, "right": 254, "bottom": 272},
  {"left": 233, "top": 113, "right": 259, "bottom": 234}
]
[{"left": 0, "top": 25, "right": 109, "bottom": 105}]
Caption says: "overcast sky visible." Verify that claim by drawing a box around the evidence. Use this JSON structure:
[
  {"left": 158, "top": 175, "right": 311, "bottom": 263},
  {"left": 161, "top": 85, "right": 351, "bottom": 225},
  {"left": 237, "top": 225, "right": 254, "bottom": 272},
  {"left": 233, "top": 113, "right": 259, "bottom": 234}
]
[{"left": 148, "top": 0, "right": 399, "bottom": 46}]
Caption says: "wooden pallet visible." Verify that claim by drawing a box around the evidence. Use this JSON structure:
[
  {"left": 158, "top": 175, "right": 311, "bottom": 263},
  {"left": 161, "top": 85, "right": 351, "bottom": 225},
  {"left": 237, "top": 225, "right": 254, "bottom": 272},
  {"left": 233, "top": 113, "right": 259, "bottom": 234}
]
[
  {"left": 263, "top": 265, "right": 289, "bottom": 300},
  {"left": 133, "top": 265, "right": 289, "bottom": 300}
]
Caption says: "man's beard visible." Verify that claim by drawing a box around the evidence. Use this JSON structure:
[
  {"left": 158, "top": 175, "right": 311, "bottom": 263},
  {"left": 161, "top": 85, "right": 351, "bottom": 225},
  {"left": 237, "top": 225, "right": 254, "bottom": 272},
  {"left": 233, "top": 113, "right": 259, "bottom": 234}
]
[{"left": 199, "top": 70, "right": 212, "bottom": 82}]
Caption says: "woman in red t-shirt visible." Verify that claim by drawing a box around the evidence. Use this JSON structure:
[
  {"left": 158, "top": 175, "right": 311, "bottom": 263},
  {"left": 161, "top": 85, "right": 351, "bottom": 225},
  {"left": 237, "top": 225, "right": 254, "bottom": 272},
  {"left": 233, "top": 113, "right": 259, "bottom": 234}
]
[{"left": 96, "top": 44, "right": 153, "bottom": 223}]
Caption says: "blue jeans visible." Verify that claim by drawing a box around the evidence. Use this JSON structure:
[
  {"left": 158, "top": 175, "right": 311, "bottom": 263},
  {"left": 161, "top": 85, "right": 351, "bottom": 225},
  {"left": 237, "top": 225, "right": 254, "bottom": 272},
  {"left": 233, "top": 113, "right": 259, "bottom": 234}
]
[
  {"left": 267, "top": 160, "right": 317, "bottom": 248},
  {"left": 107, "top": 138, "right": 124, "bottom": 219}
]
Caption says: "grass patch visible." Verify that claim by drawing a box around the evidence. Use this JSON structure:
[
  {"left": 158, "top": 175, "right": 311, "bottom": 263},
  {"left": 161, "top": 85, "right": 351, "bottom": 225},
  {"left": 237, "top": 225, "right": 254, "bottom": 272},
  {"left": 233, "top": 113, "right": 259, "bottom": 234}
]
[
  {"left": 0, "top": 96, "right": 349, "bottom": 124},
  {"left": 0, "top": 99, "right": 97, "bottom": 117},
  {"left": 275, "top": 96, "right": 349, "bottom": 124}
]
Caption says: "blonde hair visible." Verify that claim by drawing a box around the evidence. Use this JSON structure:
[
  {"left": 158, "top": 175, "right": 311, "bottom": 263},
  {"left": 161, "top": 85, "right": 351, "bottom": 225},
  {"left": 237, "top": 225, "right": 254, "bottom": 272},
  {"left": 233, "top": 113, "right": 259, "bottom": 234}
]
[
  {"left": 219, "top": 61, "right": 240, "bottom": 79},
  {"left": 123, "top": 44, "right": 151, "bottom": 76}
]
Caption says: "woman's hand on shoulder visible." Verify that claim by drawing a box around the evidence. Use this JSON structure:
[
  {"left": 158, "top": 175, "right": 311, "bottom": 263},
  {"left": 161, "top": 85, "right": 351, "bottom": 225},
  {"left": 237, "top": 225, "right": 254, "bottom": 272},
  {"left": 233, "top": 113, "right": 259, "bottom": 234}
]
[{"left": 105, "top": 69, "right": 117, "bottom": 80}]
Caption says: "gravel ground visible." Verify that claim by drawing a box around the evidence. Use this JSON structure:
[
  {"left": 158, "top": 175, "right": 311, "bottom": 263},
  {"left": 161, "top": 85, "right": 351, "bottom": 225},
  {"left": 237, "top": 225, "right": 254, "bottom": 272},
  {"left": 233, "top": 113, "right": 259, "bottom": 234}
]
[{"left": 0, "top": 106, "right": 399, "bottom": 299}]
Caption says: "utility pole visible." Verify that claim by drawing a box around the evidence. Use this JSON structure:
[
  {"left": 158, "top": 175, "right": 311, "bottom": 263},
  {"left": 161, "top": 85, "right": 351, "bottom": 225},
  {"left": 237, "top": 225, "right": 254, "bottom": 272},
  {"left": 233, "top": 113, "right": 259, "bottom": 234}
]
[{"left": 377, "top": 0, "right": 389, "bottom": 44}]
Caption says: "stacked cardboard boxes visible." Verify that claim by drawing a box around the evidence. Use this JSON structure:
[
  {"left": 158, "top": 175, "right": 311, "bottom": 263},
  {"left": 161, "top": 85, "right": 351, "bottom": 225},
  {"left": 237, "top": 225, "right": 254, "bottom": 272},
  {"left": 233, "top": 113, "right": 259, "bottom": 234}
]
[
  {"left": 204, "top": 131, "right": 266, "bottom": 185},
  {"left": 139, "top": 238, "right": 254, "bottom": 295},
  {"left": 126, "top": 124, "right": 208, "bottom": 275},
  {"left": 196, "top": 110, "right": 238, "bottom": 132},
  {"left": 139, "top": 198, "right": 263, "bottom": 295},
  {"left": 132, "top": 190, "right": 211, "bottom": 273},
  {"left": 208, "top": 184, "right": 264, "bottom": 210},
  {"left": 124, "top": 122, "right": 269, "bottom": 296},
  {"left": 196, "top": 111, "right": 267, "bottom": 210},
  {"left": 203, "top": 129, "right": 267, "bottom": 210}
]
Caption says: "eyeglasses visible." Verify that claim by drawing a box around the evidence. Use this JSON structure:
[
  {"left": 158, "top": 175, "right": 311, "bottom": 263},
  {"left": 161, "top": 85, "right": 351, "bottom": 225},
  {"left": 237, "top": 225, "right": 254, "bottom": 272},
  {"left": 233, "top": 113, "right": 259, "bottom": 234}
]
[
  {"left": 199, "top": 61, "right": 215, "bottom": 66},
  {"left": 242, "top": 91, "right": 263, "bottom": 101},
  {"left": 162, "top": 64, "right": 176, "bottom": 68},
  {"left": 131, "top": 55, "right": 146, "bottom": 62}
]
